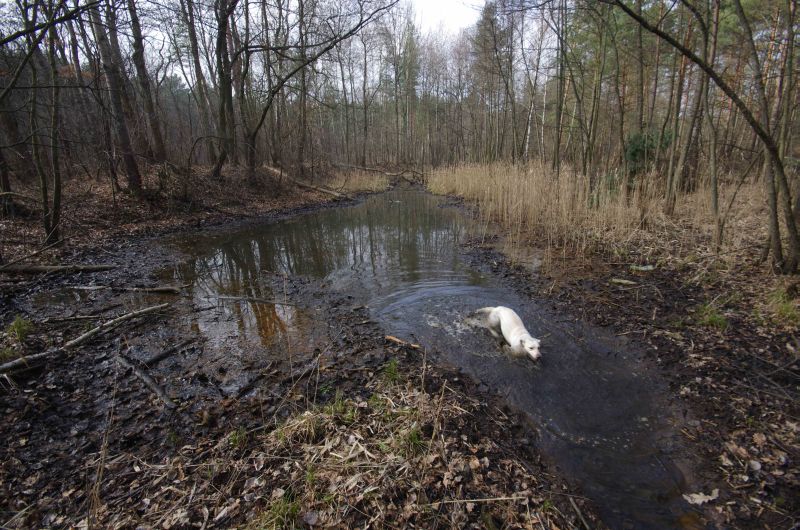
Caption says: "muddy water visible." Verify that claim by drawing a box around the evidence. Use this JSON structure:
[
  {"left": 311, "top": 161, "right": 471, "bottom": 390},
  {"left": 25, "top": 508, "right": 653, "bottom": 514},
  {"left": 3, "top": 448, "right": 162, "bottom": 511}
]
[{"left": 164, "top": 189, "right": 694, "bottom": 528}]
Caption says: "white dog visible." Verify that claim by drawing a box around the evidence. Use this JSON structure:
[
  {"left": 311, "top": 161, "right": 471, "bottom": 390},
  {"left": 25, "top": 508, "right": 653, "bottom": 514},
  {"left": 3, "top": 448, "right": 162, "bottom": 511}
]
[{"left": 475, "top": 306, "right": 541, "bottom": 361}]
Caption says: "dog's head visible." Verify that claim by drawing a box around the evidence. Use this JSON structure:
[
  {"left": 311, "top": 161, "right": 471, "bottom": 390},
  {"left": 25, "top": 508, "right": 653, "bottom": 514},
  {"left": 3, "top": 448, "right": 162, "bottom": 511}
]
[{"left": 520, "top": 337, "right": 541, "bottom": 361}]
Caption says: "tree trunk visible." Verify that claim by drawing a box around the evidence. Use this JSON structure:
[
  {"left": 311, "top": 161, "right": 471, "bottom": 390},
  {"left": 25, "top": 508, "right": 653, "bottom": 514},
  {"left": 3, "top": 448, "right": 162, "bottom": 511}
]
[
  {"left": 89, "top": 3, "right": 142, "bottom": 193},
  {"left": 361, "top": 32, "right": 369, "bottom": 166},
  {"left": 46, "top": 16, "right": 61, "bottom": 245},
  {"left": 212, "top": 0, "right": 238, "bottom": 180},
  {"left": 127, "top": 0, "right": 166, "bottom": 162},
  {"left": 0, "top": 148, "right": 13, "bottom": 217},
  {"left": 180, "top": 0, "right": 217, "bottom": 162}
]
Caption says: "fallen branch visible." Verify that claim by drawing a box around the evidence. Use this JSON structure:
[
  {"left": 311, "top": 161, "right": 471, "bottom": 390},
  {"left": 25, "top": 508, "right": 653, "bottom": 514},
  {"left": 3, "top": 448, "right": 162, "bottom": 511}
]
[
  {"left": 385, "top": 335, "right": 421, "bottom": 350},
  {"left": 63, "top": 303, "right": 170, "bottom": 350},
  {"left": 333, "top": 163, "right": 423, "bottom": 179},
  {"left": 233, "top": 362, "right": 275, "bottom": 400},
  {"left": 569, "top": 497, "right": 591, "bottom": 530},
  {"left": 0, "top": 303, "right": 170, "bottom": 373},
  {"left": 286, "top": 175, "right": 348, "bottom": 198},
  {"left": 41, "top": 303, "right": 124, "bottom": 323},
  {"left": 217, "top": 295, "right": 296, "bottom": 306},
  {"left": 70, "top": 285, "right": 184, "bottom": 294},
  {"left": 0, "top": 238, "right": 66, "bottom": 270},
  {"left": 0, "top": 263, "right": 115, "bottom": 274},
  {"left": 144, "top": 339, "right": 194, "bottom": 368},
  {"left": 115, "top": 353, "right": 177, "bottom": 409}
]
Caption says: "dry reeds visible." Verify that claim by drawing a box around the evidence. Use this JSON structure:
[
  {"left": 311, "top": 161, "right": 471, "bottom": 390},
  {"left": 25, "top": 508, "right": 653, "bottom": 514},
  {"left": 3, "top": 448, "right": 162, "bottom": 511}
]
[
  {"left": 429, "top": 162, "right": 657, "bottom": 256},
  {"left": 326, "top": 170, "right": 390, "bottom": 193},
  {"left": 428, "top": 162, "right": 767, "bottom": 268}
]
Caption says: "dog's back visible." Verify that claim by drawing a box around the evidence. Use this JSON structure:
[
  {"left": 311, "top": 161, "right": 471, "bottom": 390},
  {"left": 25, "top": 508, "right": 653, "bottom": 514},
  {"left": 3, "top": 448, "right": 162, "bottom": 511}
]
[{"left": 476, "top": 306, "right": 520, "bottom": 329}]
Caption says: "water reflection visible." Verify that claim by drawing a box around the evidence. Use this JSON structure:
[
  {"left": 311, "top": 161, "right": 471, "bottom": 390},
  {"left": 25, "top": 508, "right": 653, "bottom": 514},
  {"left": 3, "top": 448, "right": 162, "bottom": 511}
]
[{"left": 164, "top": 191, "right": 482, "bottom": 352}]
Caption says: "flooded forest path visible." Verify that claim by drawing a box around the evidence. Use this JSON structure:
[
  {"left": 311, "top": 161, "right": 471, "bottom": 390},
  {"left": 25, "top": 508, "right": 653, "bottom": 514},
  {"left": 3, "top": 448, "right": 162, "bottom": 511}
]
[
  {"left": 157, "top": 189, "right": 699, "bottom": 527},
  {"left": 7, "top": 188, "right": 705, "bottom": 528}
]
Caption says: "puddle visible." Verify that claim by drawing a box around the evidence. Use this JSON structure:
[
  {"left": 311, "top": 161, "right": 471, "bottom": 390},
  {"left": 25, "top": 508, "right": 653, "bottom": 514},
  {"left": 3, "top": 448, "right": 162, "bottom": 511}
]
[{"left": 160, "top": 189, "right": 695, "bottom": 528}]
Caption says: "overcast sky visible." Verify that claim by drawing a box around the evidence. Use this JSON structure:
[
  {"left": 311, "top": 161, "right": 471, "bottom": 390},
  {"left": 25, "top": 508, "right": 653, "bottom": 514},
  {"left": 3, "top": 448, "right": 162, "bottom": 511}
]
[{"left": 410, "top": 0, "right": 482, "bottom": 34}]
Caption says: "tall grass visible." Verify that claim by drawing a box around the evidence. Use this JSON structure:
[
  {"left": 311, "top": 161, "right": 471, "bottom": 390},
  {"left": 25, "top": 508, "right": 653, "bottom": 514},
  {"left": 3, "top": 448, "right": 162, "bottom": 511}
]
[
  {"left": 428, "top": 162, "right": 765, "bottom": 264},
  {"left": 429, "top": 162, "right": 659, "bottom": 257}
]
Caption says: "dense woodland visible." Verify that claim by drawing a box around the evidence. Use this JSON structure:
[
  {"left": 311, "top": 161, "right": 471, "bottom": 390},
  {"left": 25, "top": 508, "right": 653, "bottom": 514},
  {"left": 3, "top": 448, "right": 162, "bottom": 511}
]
[{"left": 0, "top": 0, "right": 798, "bottom": 269}]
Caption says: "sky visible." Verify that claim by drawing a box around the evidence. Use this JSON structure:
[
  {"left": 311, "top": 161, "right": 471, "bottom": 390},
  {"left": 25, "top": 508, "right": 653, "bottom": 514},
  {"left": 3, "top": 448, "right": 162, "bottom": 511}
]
[{"left": 410, "top": 0, "right": 482, "bottom": 34}]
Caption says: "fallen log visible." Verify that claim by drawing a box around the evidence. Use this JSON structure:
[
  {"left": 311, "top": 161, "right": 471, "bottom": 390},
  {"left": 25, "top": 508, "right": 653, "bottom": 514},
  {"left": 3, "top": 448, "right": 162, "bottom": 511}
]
[
  {"left": 115, "top": 353, "right": 177, "bottom": 409},
  {"left": 0, "top": 303, "right": 170, "bottom": 373},
  {"left": 0, "top": 263, "right": 115, "bottom": 274},
  {"left": 286, "top": 176, "right": 347, "bottom": 199},
  {"left": 70, "top": 285, "right": 184, "bottom": 294}
]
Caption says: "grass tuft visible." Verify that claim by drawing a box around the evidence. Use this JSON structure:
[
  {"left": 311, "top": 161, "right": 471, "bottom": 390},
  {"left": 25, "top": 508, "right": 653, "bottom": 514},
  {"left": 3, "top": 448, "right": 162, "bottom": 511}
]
[
  {"left": 0, "top": 347, "right": 18, "bottom": 362},
  {"left": 400, "top": 424, "right": 427, "bottom": 456},
  {"left": 228, "top": 426, "right": 248, "bottom": 449},
  {"left": 6, "top": 316, "right": 33, "bottom": 343},
  {"left": 697, "top": 303, "right": 728, "bottom": 330},
  {"left": 768, "top": 289, "right": 800, "bottom": 326},
  {"left": 383, "top": 358, "right": 400, "bottom": 383},
  {"left": 253, "top": 493, "right": 300, "bottom": 530}
]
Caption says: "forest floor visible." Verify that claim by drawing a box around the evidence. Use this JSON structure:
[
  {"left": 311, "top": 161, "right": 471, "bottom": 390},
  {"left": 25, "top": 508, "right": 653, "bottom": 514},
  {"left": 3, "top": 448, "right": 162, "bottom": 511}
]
[
  {"left": 0, "top": 172, "right": 598, "bottom": 529},
  {"left": 2, "top": 168, "right": 797, "bottom": 529},
  {"left": 446, "top": 193, "right": 800, "bottom": 529}
]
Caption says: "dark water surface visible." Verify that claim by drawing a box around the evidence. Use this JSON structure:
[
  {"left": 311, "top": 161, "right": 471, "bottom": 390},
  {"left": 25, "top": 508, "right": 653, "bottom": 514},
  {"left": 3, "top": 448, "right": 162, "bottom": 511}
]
[{"left": 164, "top": 189, "right": 696, "bottom": 529}]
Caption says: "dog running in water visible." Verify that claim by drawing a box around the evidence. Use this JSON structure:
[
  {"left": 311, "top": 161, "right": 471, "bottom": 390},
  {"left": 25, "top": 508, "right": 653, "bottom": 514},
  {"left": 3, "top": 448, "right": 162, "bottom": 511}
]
[{"left": 475, "top": 306, "right": 541, "bottom": 362}]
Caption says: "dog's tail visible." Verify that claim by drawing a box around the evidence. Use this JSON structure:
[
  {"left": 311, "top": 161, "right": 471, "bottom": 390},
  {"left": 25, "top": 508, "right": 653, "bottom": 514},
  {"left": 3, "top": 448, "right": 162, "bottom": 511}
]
[{"left": 474, "top": 307, "right": 495, "bottom": 316}]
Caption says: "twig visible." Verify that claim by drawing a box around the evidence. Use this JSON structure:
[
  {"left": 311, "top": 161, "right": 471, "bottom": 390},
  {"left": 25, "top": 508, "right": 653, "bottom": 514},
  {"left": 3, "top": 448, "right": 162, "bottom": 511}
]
[
  {"left": 0, "top": 303, "right": 169, "bottom": 373},
  {"left": 424, "top": 495, "right": 527, "bottom": 506},
  {"left": 385, "top": 335, "right": 421, "bottom": 349},
  {"left": 569, "top": 497, "right": 591, "bottom": 530},
  {"left": 144, "top": 339, "right": 194, "bottom": 368},
  {"left": 115, "top": 352, "right": 176, "bottom": 409}
]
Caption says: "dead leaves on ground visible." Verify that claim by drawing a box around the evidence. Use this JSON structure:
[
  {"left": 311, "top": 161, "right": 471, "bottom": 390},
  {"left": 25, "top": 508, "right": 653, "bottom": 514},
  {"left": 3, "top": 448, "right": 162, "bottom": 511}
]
[{"left": 70, "top": 368, "right": 581, "bottom": 529}]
